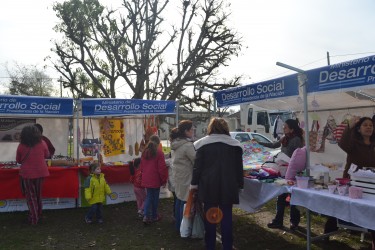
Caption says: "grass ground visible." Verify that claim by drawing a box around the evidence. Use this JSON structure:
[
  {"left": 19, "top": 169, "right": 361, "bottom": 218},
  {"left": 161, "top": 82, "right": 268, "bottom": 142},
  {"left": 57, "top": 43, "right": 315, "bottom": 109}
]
[{"left": 0, "top": 198, "right": 373, "bottom": 250}]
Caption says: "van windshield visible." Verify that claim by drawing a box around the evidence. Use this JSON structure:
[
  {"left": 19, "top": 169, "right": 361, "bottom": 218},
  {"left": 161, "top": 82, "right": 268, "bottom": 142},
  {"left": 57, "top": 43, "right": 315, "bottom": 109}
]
[{"left": 269, "top": 112, "right": 292, "bottom": 126}]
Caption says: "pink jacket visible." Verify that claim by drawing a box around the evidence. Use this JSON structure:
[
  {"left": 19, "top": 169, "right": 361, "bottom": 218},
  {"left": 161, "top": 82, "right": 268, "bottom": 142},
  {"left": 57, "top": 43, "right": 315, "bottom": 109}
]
[
  {"left": 140, "top": 149, "right": 168, "bottom": 188},
  {"left": 16, "top": 141, "right": 50, "bottom": 179}
]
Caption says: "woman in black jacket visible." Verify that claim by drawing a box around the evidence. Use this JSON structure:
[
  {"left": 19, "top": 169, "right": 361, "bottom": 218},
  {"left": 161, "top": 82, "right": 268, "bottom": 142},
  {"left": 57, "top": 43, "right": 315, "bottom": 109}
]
[{"left": 191, "top": 118, "right": 243, "bottom": 250}]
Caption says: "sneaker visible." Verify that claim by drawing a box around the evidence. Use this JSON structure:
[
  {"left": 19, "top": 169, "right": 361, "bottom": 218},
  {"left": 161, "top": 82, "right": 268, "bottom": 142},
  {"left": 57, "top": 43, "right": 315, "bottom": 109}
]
[
  {"left": 143, "top": 217, "right": 151, "bottom": 225},
  {"left": 267, "top": 221, "right": 283, "bottom": 229},
  {"left": 85, "top": 217, "right": 92, "bottom": 224},
  {"left": 98, "top": 219, "right": 104, "bottom": 224},
  {"left": 137, "top": 210, "right": 144, "bottom": 218},
  {"left": 152, "top": 215, "right": 162, "bottom": 223}
]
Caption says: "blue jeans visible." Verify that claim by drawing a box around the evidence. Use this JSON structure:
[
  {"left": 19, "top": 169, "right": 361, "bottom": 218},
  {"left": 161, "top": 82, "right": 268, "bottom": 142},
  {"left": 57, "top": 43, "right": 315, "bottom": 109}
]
[
  {"left": 273, "top": 193, "right": 300, "bottom": 226},
  {"left": 175, "top": 198, "right": 186, "bottom": 231},
  {"left": 86, "top": 203, "right": 103, "bottom": 221},
  {"left": 143, "top": 188, "right": 160, "bottom": 219},
  {"left": 204, "top": 203, "right": 233, "bottom": 250}
]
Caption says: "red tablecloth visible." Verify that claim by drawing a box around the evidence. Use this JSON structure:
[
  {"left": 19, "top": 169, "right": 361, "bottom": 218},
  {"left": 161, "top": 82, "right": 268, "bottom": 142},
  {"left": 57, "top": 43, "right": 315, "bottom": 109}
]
[
  {"left": 79, "top": 164, "right": 131, "bottom": 184},
  {"left": 0, "top": 167, "right": 80, "bottom": 199}
]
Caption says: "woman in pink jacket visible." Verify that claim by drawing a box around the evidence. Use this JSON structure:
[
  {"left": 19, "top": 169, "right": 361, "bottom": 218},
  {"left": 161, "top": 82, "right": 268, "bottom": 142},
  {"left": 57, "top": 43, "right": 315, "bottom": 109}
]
[
  {"left": 16, "top": 125, "right": 50, "bottom": 225},
  {"left": 140, "top": 135, "right": 168, "bottom": 224}
]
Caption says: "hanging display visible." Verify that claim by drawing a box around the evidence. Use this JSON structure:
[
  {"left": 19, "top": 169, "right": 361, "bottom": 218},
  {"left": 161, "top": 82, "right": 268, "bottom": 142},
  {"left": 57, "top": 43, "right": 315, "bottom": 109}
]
[{"left": 100, "top": 119, "right": 125, "bottom": 157}]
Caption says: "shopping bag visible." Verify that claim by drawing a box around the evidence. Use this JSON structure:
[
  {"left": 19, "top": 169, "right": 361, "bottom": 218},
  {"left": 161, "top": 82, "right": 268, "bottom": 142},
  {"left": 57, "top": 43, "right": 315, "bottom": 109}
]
[
  {"left": 309, "top": 120, "right": 319, "bottom": 151},
  {"left": 325, "top": 115, "right": 337, "bottom": 143},
  {"left": 180, "top": 204, "right": 193, "bottom": 238},
  {"left": 191, "top": 212, "right": 205, "bottom": 239},
  {"left": 183, "top": 189, "right": 195, "bottom": 218},
  {"left": 334, "top": 123, "right": 348, "bottom": 142}
]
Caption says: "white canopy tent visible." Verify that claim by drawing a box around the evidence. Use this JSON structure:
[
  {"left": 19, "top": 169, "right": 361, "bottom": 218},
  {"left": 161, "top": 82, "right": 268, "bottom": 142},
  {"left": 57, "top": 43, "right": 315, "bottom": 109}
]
[
  {"left": 214, "top": 55, "right": 375, "bottom": 250},
  {"left": 0, "top": 95, "right": 74, "bottom": 161}
]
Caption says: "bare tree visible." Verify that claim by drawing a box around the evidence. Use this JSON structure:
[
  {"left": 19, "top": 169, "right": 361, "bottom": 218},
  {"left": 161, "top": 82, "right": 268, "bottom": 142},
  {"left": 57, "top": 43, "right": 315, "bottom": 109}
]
[
  {"left": 3, "top": 62, "right": 56, "bottom": 96},
  {"left": 49, "top": 0, "right": 242, "bottom": 110}
]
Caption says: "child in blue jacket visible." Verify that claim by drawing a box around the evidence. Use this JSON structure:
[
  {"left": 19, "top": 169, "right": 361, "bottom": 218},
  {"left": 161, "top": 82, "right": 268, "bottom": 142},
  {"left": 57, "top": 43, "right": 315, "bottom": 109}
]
[{"left": 84, "top": 163, "right": 112, "bottom": 224}]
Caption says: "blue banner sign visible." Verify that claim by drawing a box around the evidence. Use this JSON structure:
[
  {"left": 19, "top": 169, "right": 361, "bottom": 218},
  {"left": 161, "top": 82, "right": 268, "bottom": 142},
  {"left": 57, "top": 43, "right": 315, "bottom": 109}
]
[
  {"left": 81, "top": 98, "right": 176, "bottom": 116},
  {"left": 0, "top": 95, "right": 74, "bottom": 116},
  {"left": 306, "top": 55, "right": 375, "bottom": 92},
  {"left": 214, "top": 75, "right": 299, "bottom": 107}
]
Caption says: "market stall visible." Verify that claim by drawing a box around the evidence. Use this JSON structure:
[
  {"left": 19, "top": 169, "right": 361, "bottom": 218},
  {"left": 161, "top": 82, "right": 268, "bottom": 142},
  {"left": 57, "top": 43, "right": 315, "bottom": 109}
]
[
  {"left": 214, "top": 55, "right": 375, "bottom": 249},
  {"left": 75, "top": 98, "right": 177, "bottom": 206},
  {"left": 0, "top": 95, "right": 76, "bottom": 212}
]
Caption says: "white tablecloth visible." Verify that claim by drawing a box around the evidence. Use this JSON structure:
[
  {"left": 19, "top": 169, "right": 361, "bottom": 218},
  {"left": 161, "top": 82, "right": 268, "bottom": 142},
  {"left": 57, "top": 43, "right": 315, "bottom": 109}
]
[
  {"left": 290, "top": 187, "right": 375, "bottom": 230},
  {"left": 238, "top": 178, "right": 291, "bottom": 213}
]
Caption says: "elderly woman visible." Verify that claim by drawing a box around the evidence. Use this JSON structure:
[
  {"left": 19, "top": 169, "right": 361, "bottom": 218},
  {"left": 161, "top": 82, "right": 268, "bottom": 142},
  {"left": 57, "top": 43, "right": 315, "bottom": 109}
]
[{"left": 191, "top": 118, "right": 243, "bottom": 250}]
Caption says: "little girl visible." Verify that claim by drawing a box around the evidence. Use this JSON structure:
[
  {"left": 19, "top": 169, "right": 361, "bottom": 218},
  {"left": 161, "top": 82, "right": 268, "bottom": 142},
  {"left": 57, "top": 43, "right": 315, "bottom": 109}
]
[
  {"left": 129, "top": 157, "right": 146, "bottom": 218},
  {"left": 140, "top": 135, "right": 168, "bottom": 224},
  {"left": 84, "top": 163, "right": 112, "bottom": 224}
]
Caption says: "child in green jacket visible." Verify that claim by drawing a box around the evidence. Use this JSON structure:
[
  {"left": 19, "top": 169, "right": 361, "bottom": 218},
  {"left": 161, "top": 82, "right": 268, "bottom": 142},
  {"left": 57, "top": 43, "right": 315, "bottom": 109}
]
[{"left": 84, "top": 163, "right": 112, "bottom": 224}]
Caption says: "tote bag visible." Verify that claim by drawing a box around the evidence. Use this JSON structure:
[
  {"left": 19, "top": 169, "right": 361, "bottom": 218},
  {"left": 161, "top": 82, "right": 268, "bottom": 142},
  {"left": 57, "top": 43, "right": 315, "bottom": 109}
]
[{"left": 309, "top": 120, "right": 319, "bottom": 152}]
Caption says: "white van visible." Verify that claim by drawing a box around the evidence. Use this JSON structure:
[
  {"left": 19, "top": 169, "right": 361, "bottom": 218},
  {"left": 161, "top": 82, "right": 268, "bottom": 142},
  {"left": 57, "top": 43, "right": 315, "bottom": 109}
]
[{"left": 239, "top": 103, "right": 292, "bottom": 140}]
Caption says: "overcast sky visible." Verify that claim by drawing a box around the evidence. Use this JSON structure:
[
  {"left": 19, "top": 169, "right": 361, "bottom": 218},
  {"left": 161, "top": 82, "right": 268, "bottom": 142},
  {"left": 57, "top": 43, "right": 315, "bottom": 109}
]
[{"left": 1, "top": 0, "right": 375, "bottom": 95}]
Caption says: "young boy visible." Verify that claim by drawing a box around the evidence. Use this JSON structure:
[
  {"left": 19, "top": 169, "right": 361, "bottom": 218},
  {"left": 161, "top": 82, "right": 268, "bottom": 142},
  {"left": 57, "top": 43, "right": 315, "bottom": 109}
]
[{"left": 84, "top": 163, "right": 112, "bottom": 224}]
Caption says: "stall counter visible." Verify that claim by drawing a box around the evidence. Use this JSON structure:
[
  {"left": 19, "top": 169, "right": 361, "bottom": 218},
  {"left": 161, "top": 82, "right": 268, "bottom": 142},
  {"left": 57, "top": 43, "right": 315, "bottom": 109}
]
[
  {"left": 0, "top": 164, "right": 131, "bottom": 201},
  {"left": 79, "top": 164, "right": 131, "bottom": 184},
  {"left": 0, "top": 166, "right": 80, "bottom": 199}
]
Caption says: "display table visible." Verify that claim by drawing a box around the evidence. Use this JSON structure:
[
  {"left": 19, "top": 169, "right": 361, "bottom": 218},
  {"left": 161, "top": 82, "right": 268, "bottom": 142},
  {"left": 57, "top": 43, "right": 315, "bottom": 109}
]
[
  {"left": 291, "top": 187, "right": 375, "bottom": 231},
  {"left": 0, "top": 166, "right": 80, "bottom": 199},
  {"left": 238, "top": 178, "right": 291, "bottom": 213}
]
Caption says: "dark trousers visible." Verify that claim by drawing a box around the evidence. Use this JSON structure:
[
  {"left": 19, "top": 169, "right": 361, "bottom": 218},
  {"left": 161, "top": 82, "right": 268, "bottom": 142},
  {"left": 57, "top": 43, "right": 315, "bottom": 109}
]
[
  {"left": 172, "top": 191, "right": 177, "bottom": 218},
  {"left": 204, "top": 203, "right": 233, "bottom": 250},
  {"left": 175, "top": 198, "right": 186, "bottom": 232},
  {"left": 144, "top": 188, "right": 160, "bottom": 220},
  {"left": 86, "top": 203, "right": 103, "bottom": 221},
  {"left": 273, "top": 193, "right": 300, "bottom": 225},
  {"left": 324, "top": 216, "right": 338, "bottom": 233}
]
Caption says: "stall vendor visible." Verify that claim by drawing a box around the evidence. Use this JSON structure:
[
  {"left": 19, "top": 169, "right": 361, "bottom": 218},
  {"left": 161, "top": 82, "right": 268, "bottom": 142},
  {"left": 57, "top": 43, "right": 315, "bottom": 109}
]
[
  {"left": 325, "top": 116, "right": 375, "bottom": 250},
  {"left": 35, "top": 124, "right": 55, "bottom": 157}
]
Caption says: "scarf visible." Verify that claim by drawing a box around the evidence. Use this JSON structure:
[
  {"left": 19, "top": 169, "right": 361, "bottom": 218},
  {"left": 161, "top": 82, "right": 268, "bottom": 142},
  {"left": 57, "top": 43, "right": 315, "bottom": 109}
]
[{"left": 280, "top": 133, "right": 296, "bottom": 147}]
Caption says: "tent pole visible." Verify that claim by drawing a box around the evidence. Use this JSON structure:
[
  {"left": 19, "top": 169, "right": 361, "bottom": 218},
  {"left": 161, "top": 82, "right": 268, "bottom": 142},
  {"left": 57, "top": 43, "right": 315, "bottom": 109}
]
[
  {"left": 76, "top": 100, "right": 81, "bottom": 166},
  {"left": 276, "top": 62, "right": 311, "bottom": 250},
  {"left": 176, "top": 101, "right": 179, "bottom": 126}
]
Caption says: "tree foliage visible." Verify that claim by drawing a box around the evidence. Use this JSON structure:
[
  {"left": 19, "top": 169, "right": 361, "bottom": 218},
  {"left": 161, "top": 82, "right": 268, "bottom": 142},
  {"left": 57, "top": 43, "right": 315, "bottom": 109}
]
[
  {"left": 49, "top": 0, "right": 242, "bottom": 110},
  {"left": 3, "top": 63, "right": 56, "bottom": 96}
]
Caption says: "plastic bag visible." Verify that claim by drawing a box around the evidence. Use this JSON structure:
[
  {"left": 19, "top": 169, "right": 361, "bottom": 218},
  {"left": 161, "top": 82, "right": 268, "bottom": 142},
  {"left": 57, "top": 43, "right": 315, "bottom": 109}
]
[
  {"left": 191, "top": 212, "right": 205, "bottom": 239},
  {"left": 180, "top": 204, "right": 193, "bottom": 238}
]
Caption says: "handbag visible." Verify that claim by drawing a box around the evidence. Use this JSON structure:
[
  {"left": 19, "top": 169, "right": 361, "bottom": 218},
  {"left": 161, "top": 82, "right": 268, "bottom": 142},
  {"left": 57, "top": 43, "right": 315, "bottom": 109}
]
[
  {"left": 309, "top": 120, "right": 319, "bottom": 151},
  {"left": 81, "top": 118, "right": 101, "bottom": 156}
]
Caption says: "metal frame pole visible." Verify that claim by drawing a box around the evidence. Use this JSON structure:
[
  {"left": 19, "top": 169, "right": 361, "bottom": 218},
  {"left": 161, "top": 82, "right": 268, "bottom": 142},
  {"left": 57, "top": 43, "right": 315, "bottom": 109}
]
[{"left": 276, "top": 62, "right": 311, "bottom": 250}]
